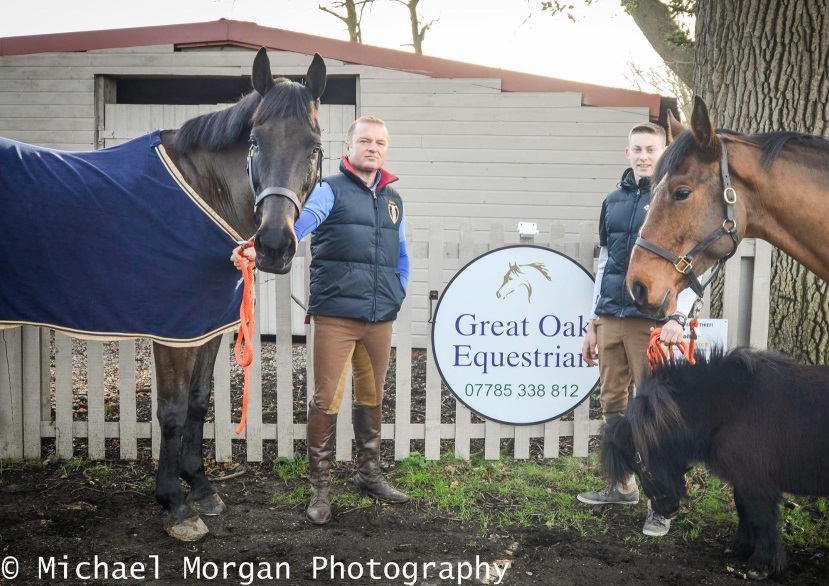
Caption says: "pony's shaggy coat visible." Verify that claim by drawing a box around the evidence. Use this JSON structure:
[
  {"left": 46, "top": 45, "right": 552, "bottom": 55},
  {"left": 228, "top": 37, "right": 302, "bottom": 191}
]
[{"left": 602, "top": 348, "right": 829, "bottom": 579}]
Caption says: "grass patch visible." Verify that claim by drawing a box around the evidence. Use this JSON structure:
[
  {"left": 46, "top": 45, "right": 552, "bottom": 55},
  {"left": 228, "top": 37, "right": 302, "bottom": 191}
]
[
  {"left": 394, "top": 452, "right": 609, "bottom": 533},
  {"left": 265, "top": 451, "right": 829, "bottom": 551}
]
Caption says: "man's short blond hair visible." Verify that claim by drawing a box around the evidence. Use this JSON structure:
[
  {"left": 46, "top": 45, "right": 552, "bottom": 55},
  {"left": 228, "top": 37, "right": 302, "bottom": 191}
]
[
  {"left": 629, "top": 122, "right": 667, "bottom": 145},
  {"left": 346, "top": 116, "right": 389, "bottom": 143}
]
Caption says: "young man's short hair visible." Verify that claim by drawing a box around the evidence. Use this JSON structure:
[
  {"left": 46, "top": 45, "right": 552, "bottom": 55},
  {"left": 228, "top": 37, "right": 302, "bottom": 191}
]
[
  {"left": 628, "top": 122, "right": 667, "bottom": 145},
  {"left": 346, "top": 116, "right": 388, "bottom": 143}
]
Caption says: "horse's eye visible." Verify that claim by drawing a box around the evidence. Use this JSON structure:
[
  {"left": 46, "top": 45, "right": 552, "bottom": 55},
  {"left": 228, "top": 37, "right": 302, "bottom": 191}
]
[
  {"left": 312, "top": 146, "right": 322, "bottom": 155},
  {"left": 673, "top": 187, "right": 692, "bottom": 201}
]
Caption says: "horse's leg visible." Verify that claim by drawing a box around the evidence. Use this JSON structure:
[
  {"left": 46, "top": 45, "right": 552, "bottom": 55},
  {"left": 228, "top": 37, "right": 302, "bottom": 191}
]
[
  {"left": 153, "top": 342, "right": 208, "bottom": 541},
  {"left": 741, "top": 487, "right": 785, "bottom": 580},
  {"left": 181, "top": 336, "right": 226, "bottom": 516},
  {"left": 727, "top": 488, "right": 755, "bottom": 559}
]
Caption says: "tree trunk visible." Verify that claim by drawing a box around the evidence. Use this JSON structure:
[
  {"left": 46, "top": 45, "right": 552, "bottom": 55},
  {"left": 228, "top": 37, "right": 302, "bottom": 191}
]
[{"left": 694, "top": 0, "right": 829, "bottom": 362}]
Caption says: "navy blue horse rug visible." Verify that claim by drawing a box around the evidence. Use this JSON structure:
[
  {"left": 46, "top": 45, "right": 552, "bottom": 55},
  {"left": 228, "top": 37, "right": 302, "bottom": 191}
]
[{"left": 0, "top": 132, "right": 244, "bottom": 346}]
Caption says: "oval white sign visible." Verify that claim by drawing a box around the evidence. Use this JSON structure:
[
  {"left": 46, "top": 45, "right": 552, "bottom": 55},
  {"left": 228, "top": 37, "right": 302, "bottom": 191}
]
[{"left": 431, "top": 245, "right": 598, "bottom": 425}]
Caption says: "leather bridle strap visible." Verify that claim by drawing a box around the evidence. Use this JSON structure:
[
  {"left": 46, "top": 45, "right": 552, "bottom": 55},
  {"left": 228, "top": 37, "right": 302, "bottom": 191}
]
[
  {"left": 634, "top": 137, "right": 740, "bottom": 297},
  {"left": 246, "top": 143, "right": 324, "bottom": 214},
  {"left": 633, "top": 451, "right": 681, "bottom": 518},
  {"left": 253, "top": 186, "right": 301, "bottom": 213}
]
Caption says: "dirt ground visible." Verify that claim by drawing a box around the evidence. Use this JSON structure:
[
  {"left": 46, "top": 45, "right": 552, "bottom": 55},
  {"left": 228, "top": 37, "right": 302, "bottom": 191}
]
[
  {"left": 1, "top": 341, "right": 828, "bottom": 585},
  {"left": 1, "top": 458, "right": 829, "bottom": 586}
]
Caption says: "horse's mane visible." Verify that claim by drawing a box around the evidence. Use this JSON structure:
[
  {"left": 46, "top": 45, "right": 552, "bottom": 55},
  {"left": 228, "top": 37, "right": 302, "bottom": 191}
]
[
  {"left": 630, "top": 347, "right": 798, "bottom": 462},
  {"left": 655, "top": 128, "right": 829, "bottom": 183},
  {"left": 171, "top": 77, "right": 319, "bottom": 154}
]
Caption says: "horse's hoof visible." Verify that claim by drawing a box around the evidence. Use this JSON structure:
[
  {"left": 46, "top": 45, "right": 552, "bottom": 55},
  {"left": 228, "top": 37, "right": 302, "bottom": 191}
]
[
  {"left": 188, "top": 492, "right": 227, "bottom": 516},
  {"left": 165, "top": 515, "right": 209, "bottom": 541},
  {"left": 748, "top": 569, "right": 769, "bottom": 581}
]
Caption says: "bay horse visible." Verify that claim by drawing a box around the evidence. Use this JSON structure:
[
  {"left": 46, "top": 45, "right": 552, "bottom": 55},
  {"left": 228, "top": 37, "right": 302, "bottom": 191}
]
[
  {"left": 0, "top": 49, "right": 326, "bottom": 540},
  {"left": 601, "top": 347, "right": 829, "bottom": 580},
  {"left": 626, "top": 96, "right": 829, "bottom": 317}
]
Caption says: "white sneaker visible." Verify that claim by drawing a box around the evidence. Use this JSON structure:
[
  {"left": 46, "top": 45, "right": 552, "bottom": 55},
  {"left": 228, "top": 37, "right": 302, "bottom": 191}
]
[{"left": 642, "top": 506, "right": 671, "bottom": 537}]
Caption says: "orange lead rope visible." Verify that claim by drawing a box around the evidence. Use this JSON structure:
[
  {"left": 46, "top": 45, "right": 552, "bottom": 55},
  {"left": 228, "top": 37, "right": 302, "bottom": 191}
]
[
  {"left": 234, "top": 239, "right": 256, "bottom": 434},
  {"left": 647, "top": 318, "right": 699, "bottom": 372}
]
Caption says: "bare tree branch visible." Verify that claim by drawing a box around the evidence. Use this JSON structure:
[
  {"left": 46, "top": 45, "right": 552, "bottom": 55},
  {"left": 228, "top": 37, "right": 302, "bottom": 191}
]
[
  {"left": 390, "top": 0, "right": 437, "bottom": 53},
  {"left": 625, "top": 0, "right": 695, "bottom": 86},
  {"left": 319, "top": 0, "right": 375, "bottom": 43},
  {"left": 536, "top": 0, "right": 696, "bottom": 87}
]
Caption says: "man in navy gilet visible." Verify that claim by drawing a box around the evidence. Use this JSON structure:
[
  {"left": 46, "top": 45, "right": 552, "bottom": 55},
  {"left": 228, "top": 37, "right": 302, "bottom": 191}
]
[
  {"left": 576, "top": 122, "right": 698, "bottom": 537},
  {"left": 233, "top": 116, "right": 409, "bottom": 525}
]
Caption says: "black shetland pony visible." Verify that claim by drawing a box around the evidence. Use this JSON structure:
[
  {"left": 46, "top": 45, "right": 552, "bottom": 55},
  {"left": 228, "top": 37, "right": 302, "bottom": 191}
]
[{"left": 602, "top": 347, "right": 829, "bottom": 580}]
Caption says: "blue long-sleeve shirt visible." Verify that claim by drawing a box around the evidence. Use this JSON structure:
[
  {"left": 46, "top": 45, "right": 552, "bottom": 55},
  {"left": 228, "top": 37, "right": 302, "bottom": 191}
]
[{"left": 295, "top": 175, "right": 410, "bottom": 290}]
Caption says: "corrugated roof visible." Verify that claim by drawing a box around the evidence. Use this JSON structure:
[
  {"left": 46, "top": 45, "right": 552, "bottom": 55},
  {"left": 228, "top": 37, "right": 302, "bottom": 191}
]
[{"left": 0, "top": 19, "right": 662, "bottom": 118}]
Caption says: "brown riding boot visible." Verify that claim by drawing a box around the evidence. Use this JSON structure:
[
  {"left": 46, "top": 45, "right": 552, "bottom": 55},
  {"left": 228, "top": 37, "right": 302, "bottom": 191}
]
[
  {"left": 306, "top": 401, "right": 337, "bottom": 524},
  {"left": 352, "top": 404, "right": 409, "bottom": 503}
]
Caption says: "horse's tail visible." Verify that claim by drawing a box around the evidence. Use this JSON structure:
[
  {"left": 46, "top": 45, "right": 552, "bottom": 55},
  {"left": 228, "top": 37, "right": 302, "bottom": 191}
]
[
  {"left": 628, "top": 380, "right": 686, "bottom": 466},
  {"left": 600, "top": 416, "right": 637, "bottom": 485}
]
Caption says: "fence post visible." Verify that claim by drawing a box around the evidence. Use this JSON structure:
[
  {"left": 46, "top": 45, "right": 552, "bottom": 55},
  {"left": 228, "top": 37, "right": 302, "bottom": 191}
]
[
  {"left": 0, "top": 329, "right": 23, "bottom": 459},
  {"left": 424, "top": 222, "right": 445, "bottom": 460},
  {"left": 246, "top": 288, "right": 264, "bottom": 462},
  {"left": 453, "top": 223, "right": 475, "bottom": 460},
  {"left": 276, "top": 273, "right": 294, "bottom": 458},
  {"left": 22, "top": 326, "right": 42, "bottom": 459},
  {"left": 543, "top": 223, "right": 568, "bottom": 458},
  {"left": 54, "top": 332, "right": 74, "bottom": 459},
  {"left": 213, "top": 334, "right": 233, "bottom": 462},
  {"left": 571, "top": 222, "right": 595, "bottom": 457},
  {"left": 750, "top": 239, "right": 772, "bottom": 349},
  {"left": 87, "top": 341, "right": 105, "bottom": 460},
  {"left": 395, "top": 222, "right": 414, "bottom": 460},
  {"left": 484, "top": 224, "right": 505, "bottom": 460}
]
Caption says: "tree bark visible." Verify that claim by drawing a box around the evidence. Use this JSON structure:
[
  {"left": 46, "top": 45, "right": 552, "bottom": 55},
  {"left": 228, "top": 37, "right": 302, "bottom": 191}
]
[
  {"left": 694, "top": 0, "right": 829, "bottom": 362},
  {"left": 627, "top": 0, "right": 695, "bottom": 86}
]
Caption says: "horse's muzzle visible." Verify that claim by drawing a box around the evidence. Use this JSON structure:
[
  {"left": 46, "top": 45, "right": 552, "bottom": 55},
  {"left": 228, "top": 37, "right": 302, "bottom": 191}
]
[
  {"left": 253, "top": 233, "right": 296, "bottom": 275},
  {"left": 630, "top": 280, "right": 672, "bottom": 318}
]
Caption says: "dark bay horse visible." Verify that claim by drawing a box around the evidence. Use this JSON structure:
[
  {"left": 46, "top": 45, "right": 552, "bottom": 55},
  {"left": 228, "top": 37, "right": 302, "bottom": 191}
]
[
  {"left": 602, "top": 348, "right": 829, "bottom": 580},
  {"left": 0, "top": 49, "right": 326, "bottom": 540},
  {"left": 626, "top": 96, "right": 829, "bottom": 317}
]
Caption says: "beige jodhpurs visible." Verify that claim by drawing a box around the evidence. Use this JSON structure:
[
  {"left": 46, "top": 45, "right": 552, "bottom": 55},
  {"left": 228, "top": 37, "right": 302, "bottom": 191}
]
[{"left": 311, "top": 315, "right": 394, "bottom": 414}]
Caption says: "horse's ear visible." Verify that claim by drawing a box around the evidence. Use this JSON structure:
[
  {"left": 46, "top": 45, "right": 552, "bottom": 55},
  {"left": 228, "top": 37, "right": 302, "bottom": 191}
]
[
  {"left": 305, "top": 53, "right": 327, "bottom": 102},
  {"left": 690, "top": 96, "right": 718, "bottom": 153},
  {"left": 252, "top": 48, "right": 275, "bottom": 98},
  {"left": 667, "top": 110, "right": 685, "bottom": 143}
]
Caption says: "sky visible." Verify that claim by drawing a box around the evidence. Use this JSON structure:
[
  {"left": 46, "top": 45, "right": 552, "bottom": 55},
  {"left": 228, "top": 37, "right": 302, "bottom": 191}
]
[{"left": 0, "top": 0, "right": 666, "bottom": 92}]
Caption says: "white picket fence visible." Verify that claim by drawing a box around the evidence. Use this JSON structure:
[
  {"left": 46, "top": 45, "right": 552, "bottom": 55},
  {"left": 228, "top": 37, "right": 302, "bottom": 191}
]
[{"left": 0, "top": 223, "right": 772, "bottom": 462}]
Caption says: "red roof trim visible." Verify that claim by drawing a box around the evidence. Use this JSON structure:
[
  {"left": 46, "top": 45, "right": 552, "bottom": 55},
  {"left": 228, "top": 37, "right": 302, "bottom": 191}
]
[{"left": 0, "top": 19, "right": 661, "bottom": 118}]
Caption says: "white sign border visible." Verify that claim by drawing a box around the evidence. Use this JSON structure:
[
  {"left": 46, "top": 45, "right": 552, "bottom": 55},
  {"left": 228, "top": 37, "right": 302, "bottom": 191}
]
[{"left": 430, "top": 244, "right": 599, "bottom": 426}]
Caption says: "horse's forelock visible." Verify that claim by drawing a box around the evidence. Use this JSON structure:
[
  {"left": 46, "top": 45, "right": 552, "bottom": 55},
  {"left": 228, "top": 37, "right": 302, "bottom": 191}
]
[
  {"left": 253, "top": 77, "right": 320, "bottom": 132},
  {"left": 628, "top": 380, "right": 685, "bottom": 465}
]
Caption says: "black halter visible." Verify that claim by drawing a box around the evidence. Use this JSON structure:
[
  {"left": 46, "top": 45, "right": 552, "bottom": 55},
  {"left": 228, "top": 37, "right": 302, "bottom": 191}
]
[
  {"left": 246, "top": 140, "right": 324, "bottom": 214},
  {"left": 634, "top": 137, "right": 740, "bottom": 297},
  {"left": 633, "top": 451, "right": 685, "bottom": 519}
]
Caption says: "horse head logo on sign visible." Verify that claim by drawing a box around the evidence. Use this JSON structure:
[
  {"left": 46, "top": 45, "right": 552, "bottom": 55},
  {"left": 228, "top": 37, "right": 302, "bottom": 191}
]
[
  {"left": 495, "top": 262, "right": 552, "bottom": 303},
  {"left": 431, "top": 245, "right": 597, "bottom": 426}
]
